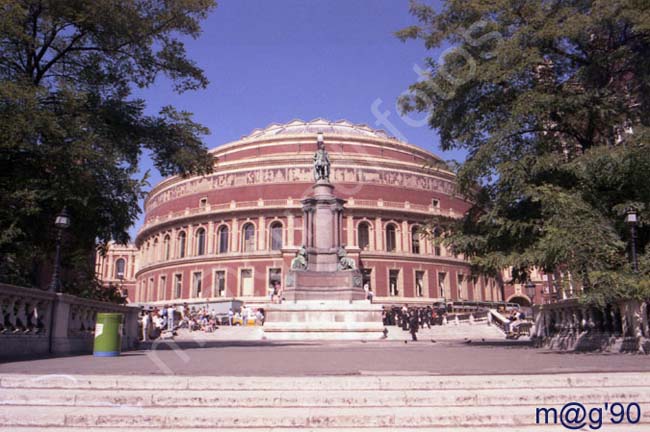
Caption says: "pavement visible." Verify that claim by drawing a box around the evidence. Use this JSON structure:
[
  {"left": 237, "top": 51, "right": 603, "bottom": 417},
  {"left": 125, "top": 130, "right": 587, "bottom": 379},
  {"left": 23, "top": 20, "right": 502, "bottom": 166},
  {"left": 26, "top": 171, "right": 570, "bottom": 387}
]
[{"left": 1, "top": 326, "right": 649, "bottom": 376}]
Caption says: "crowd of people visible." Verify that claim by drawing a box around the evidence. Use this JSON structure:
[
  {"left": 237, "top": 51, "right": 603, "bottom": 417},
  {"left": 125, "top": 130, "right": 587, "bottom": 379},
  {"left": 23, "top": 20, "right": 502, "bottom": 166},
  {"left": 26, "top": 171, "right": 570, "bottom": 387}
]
[
  {"left": 382, "top": 305, "right": 447, "bottom": 341},
  {"left": 140, "top": 303, "right": 265, "bottom": 341}
]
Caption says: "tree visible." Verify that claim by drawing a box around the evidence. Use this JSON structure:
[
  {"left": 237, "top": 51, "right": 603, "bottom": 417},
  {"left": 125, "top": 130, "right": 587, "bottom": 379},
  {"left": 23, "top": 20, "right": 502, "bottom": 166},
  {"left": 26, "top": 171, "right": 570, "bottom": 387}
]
[
  {"left": 398, "top": 0, "right": 650, "bottom": 305},
  {"left": 0, "top": 0, "right": 216, "bottom": 297}
]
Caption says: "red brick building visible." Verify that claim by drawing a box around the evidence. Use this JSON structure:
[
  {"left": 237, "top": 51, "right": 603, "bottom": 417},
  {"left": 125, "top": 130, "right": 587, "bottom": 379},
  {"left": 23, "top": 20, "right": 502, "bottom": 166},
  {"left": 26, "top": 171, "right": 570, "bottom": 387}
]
[
  {"left": 121, "top": 119, "right": 503, "bottom": 306},
  {"left": 95, "top": 242, "right": 139, "bottom": 300}
]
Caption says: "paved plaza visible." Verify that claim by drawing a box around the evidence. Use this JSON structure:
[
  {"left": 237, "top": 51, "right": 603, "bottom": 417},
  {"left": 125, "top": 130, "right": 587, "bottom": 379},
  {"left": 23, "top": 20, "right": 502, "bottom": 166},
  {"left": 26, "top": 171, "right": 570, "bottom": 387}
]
[{"left": 2, "top": 327, "right": 648, "bottom": 377}]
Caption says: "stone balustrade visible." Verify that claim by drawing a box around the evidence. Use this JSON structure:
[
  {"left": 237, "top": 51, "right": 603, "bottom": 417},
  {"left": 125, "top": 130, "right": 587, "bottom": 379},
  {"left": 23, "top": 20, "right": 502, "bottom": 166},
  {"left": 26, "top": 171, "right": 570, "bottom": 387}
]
[
  {"left": 0, "top": 283, "right": 140, "bottom": 359},
  {"left": 532, "top": 298, "right": 650, "bottom": 353}
]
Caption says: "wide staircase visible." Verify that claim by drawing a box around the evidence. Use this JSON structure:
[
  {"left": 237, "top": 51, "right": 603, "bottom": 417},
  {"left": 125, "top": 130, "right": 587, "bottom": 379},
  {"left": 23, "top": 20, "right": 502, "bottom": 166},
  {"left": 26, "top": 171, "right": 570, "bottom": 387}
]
[
  {"left": 387, "top": 320, "right": 507, "bottom": 341},
  {"left": 1, "top": 372, "right": 649, "bottom": 430}
]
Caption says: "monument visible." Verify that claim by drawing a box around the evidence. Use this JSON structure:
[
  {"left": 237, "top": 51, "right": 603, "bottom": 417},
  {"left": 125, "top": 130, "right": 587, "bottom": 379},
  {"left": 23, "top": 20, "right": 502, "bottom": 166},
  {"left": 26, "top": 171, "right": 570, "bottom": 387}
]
[{"left": 263, "top": 133, "right": 386, "bottom": 339}]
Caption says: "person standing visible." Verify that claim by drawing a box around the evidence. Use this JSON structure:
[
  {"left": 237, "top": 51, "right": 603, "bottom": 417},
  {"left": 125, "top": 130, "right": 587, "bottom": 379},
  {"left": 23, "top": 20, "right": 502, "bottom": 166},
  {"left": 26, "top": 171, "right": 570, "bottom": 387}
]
[
  {"left": 167, "top": 305, "right": 175, "bottom": 331},
  {"left": 409, "top": 309, "right": 419, "bottom": 341},
  {"left": 141, "top": 311, "right": 151, "bottom": 341}
]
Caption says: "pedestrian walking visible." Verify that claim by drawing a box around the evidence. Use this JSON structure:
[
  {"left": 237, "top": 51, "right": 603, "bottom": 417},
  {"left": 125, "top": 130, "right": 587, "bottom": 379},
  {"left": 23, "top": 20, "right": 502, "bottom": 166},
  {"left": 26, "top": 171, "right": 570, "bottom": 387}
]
[{"left": 409, "top": 309, "right": 419, "bottom": 341}]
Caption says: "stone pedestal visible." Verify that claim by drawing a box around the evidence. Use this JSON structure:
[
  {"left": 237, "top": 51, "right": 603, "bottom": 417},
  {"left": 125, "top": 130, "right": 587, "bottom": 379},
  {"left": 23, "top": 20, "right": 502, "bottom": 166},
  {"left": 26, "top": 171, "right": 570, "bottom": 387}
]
[
  {"left": 263, "top": 300, "right": 385, "bottom": 340},
  {"left": 264, "top": 178, "right": 385, "bottom": 340},
  {"left": 282, "top": 179, "right": 366, "bottom": 303}
]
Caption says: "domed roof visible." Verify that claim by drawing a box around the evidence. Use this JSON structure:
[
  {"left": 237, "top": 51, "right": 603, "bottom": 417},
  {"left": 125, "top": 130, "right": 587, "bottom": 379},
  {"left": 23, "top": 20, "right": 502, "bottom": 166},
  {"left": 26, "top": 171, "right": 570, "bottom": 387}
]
[{"left": 241, "top": 118, "right": 400, "bottom": 141}]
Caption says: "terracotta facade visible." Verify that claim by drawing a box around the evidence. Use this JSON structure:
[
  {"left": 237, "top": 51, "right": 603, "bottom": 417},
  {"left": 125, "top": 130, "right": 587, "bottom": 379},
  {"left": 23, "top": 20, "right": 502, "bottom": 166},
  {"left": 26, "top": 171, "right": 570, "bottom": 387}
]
[{"left": 109, "top": 119, "right": 504, "bottom": 305}]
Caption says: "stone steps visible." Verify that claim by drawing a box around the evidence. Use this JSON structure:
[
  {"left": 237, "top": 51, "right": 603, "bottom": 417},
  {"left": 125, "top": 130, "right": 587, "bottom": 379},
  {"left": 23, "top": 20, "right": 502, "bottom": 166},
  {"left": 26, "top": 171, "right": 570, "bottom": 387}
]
[
  {"left": 2, "top": 373, "right": 649, "bottom": 429},
  {"left": 386, "top": 322, "right": 507, "bottom": 341},
  {"left": 3, "top": 404, "right": 650, "bottom": 428},
  {"left": 3, "top": 386, "right": 649, "bottom": 407}
]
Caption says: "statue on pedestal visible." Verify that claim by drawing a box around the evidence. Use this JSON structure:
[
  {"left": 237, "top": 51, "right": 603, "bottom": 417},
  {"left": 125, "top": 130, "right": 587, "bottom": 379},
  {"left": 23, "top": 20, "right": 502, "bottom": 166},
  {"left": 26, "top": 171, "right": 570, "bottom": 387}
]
[
  {"left": 337, "top": 247, "right": 356, "bottom": 271},
  {"left": 291, "top": 246, "right": 308, "bottom": 270},
  {"left": 313, "top": 139, "right": 330, "bottom": 182}
]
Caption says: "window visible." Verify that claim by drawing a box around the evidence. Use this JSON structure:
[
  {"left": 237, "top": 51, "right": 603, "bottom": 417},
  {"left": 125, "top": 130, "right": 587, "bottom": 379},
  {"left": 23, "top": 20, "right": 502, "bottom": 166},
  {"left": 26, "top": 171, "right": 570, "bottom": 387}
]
[
  {"left": 240, "top": 269, "right": 254, "bottom": 296},
  {"left": 411, "top": 226, "right": 420, "bottom": 254},
  {"left": 472, "top": 276, "right": 480, "bottom": 301},
  {"left": 214, "top": 270, "right": 226, "bottom": 297},
  {"left": 415, "top": 271, "right": 425, "bottom": 297},
  {"left": 358, "top": 222, "right": 370, "bottom": 250},
  {"left": 153, "top": 238, "right": 159, "bottom": 261},
  {"left": 389, "top": 269, "right": 399, "bottom": 296},
  {"left": 196, "top": 228, "right": 206, "bottom": 255},
  {"left": 457, "top": 274, "right": 465, "bottom": 299},
  {"left": 114, "top": 258, "right": 125, "bottom": 279},
  {"left": 433, "top": 227, "right": 442, "bottom": 256},
  {"left": 270, "top": 222, "right": 283, "bottom": 251},
  {"left": 268, "top": 268, "right": 281, "bottom": 292},
  {"left": 192, "top": 272, "right": 202, "bottom": 298},
  {"left": 438, "top": 272, "right": 447, "bottom": 298},
  {"left": 174, "top": 274, "right": 182, "bottom": 298},
  {"left": 163, "top": 235, "right": 171, "bottom": 260},
  {"left": 243, "top": 223, "right": 255, "bottom": 252},
  {"left": 159, "top": 276, "right": 166, "bottom": 301},
  {"left": 218, "top": 225, "right": 229, "bottom": 253},
  {"left": 148, "top": 278, "right": 154, "bottom": 302},
  {"left": 432, "top": 198, "right": 440, "bottom": 208},
  {"left": 362, "top": 268, "right": 372, "bottom": 291},
  {"left": 178, "top": 232, "right": 186, "bottom": 258},
  {"left": 199, "top": 197, "right": 208, "bottom": 208},
  {"left": 386, "top": 224, "right": 397, "bottom": 252}
]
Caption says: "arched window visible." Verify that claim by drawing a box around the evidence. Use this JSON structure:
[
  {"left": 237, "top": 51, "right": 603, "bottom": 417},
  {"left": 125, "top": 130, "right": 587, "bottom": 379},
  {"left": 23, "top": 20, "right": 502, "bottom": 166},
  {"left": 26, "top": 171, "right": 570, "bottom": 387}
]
[
  {"left": 196, "top": 228, "right": 206, "bottom": 255},
  {"left": 218, "top": 225, "right": 229, "bottom": 253},
  {"left": 114, "top": 258, "right": 125, "bottom": 279},
  {"left": 358, "top": 222, "right": 370, "bottom": 250},
  {"left": 433, "top": 227, "right": 442, "bottom": 256},
  {"left": 242, "top": 223, "right": 255, "bottom": 252},
  {"left": 270, "top": 222, "right": 283, "bottom": 251},
  {"left": 411, "top": 226, "right": 420, "bottom": 254},
  {"left": 153, "top": 238, "right": 159, "bottom": 261},
  {"left": 386, "top": 224, "right": 397, "bottom": 252},
  {"left": 178, "top": 231, "right": 186, "bottom": 258},
  {"left": 163, "top": 235, "right": 171, "bottom": 260}
]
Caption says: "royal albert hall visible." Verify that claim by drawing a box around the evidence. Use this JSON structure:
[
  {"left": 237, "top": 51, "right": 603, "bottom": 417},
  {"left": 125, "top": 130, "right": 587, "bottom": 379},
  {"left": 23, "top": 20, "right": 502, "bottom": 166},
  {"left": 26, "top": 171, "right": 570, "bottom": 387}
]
[{"left": 130, "top": 119, "right": 503, "bottom": 306}]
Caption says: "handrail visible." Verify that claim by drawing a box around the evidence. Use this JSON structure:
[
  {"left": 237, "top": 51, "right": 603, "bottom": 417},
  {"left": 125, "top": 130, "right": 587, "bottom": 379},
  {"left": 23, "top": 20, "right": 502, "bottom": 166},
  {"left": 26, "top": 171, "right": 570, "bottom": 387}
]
[{"left": 488, "top": 309, "right": 510, "bottom": 334}]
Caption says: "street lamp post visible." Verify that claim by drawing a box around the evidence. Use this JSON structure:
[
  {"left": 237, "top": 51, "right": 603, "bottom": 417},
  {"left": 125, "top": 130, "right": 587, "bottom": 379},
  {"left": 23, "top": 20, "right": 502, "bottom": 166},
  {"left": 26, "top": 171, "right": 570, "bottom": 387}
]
[
  {"left": 525, "top": 280, "right": 536, "bottom": 321},
  {"left": 48, "top": 208, "right": 71, "bottom": 293},
  {"left": 626, "top": 209, "right": 639, "bottom": 273}
]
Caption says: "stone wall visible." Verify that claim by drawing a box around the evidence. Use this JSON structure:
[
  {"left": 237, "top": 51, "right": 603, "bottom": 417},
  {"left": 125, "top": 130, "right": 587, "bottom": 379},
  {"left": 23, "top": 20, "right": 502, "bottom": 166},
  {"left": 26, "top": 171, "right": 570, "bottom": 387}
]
[
  {"left": 532, "top": 298, "right": 650, "bottom": 353},
  {"left": 0, "top": 283, "right": 140, "bottom": 359}
]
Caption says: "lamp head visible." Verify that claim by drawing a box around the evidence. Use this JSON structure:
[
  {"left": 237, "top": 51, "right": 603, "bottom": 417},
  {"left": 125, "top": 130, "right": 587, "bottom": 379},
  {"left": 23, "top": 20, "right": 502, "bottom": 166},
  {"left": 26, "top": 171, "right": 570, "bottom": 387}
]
[
  {"left": 626, "top": 210, "right": 638, "bottom": 224},
  {"left": 525, "top": 281, "right": 536, "bottom": 299},
  {"left": 54, "top": 207, "right": 71, "bottom": 229}
]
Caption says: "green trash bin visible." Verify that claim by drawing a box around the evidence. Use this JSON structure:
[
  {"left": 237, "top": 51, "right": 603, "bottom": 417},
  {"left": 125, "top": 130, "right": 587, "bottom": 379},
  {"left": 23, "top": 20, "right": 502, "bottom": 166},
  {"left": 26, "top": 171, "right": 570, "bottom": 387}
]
[{"left": 94, "top": 312, "right": 123, "bottom": 357}]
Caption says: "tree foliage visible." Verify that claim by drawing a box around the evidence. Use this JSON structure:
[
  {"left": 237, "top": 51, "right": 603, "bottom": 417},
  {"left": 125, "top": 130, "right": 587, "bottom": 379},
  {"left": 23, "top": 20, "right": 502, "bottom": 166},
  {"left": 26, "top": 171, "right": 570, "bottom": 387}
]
[
  {"left": 399, "top": 0, "right": 650, "bottom": 304},
  {"left": 0, "top": 0, "right": 215, "bottom": 295}
]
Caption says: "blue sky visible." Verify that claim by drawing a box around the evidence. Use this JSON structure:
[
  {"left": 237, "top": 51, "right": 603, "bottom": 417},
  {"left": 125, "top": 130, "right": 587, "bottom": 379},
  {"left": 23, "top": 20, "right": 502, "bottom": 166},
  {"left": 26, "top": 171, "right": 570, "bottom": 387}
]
[{"left": 130, "top": 0, "right": 460, "bottom": 238}]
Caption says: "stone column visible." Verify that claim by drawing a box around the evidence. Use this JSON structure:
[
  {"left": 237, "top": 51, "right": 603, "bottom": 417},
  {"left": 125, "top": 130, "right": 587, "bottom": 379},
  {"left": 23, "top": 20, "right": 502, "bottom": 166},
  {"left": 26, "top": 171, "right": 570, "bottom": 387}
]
[
  {"left": 346, "top": 215, "right": 354, "bottom": 246},
  {"left": 258, "top": 216, "right": 266, "bottom": 250},
  {"left": 171, "top": 228, "right": 177, "bottom": 258},
  {"left": 107, "top": 255, "right": 114, "bottom": 280},
  {"left": 188, "top": 226, "right": 195, "bottom": 257},
  {"left": 207, "top": 221, "right": 215, "bottom": 254},
  {"left": 231, "top": 218, "right": 239, "bottom": 252},
  {"left": 402, "top": 221, "right": 409, "bottom": 252},
  {"left": 288, "top": 214, "right": 295, "bottom": 246},
  {"left": 375, "top": 217, "right": 383, "bottom": 251}
]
